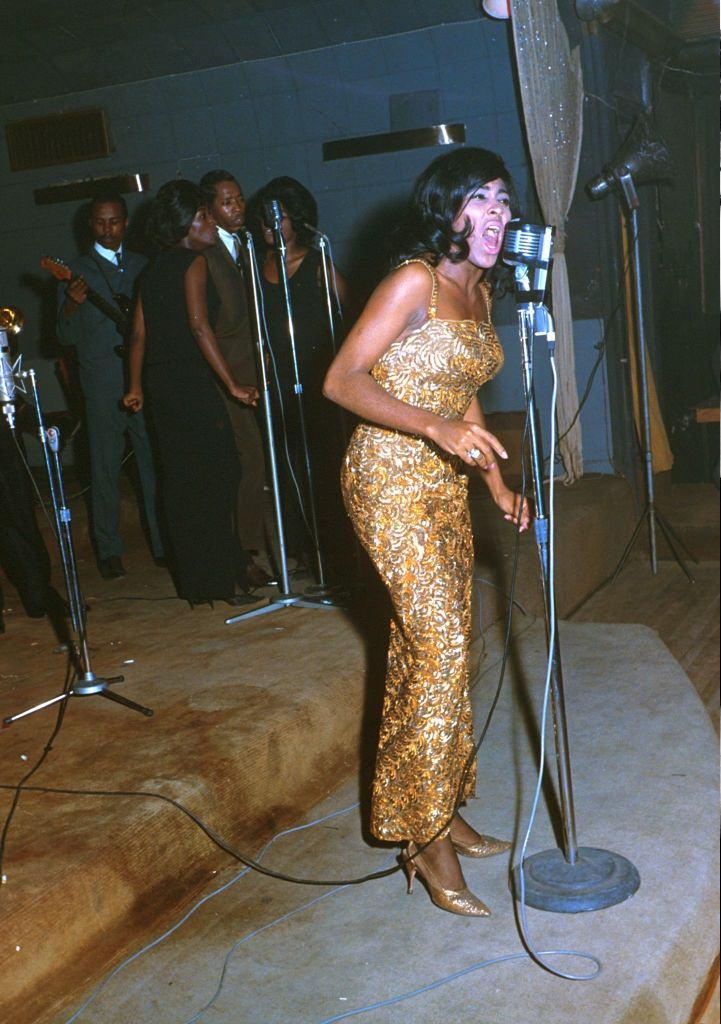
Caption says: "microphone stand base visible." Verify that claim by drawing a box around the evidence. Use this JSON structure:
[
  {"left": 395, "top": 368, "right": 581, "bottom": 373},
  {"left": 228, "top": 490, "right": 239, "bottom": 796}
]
[
  {"left": 3, "top": 674, "right": 154, "bottom": 726},
  {"left": 512, "top": 846, "right": 640, "bottom": 913},
  {"left": 302, "top": 582, "right": 350, "bottom": 605},
  {"left": 225, "top": 591, "right": 344, "bottom": 625}
]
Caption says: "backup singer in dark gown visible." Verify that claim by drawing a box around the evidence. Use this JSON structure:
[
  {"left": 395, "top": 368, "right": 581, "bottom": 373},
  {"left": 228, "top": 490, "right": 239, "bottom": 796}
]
[
  {"left": 250, "top": 177, "right": 349, "bottom": 568},
  {"left": 123, "top": 181, "right": 258, "bottom": 606},
  {"left": 324, "top": 148, "right": 531, "bottom": 917}
]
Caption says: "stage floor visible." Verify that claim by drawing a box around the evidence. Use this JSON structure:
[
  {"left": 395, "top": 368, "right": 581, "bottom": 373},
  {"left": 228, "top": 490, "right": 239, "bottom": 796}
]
[
  {"left": 47, "top": 621, "right": 720, "bottom": 1024},
  {"left": 0, "top": 472, "right": 717, "bottom": 1023}
]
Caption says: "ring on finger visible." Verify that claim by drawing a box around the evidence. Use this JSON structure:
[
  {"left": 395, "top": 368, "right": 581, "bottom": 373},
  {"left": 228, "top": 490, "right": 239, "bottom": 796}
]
[{"left": 467, "top": 446, "right": 482, "bottom": 460}]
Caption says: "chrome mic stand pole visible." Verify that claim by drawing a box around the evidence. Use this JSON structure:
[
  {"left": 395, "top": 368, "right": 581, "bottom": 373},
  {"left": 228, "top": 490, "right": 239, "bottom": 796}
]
[
  {"left": 316, "top": 229, "right": 351, "bottom": 440},
  {"left": 509, "top": 270, "right": 639, "bottom": 912},
  {"left": 610, "top": 172, "right": 695, "bottom": 583},
  {"left": 4, "top": 369, "right": 153, "bottom": 726},
  {"left": 316, "top": 231, "right": 344, "bottom": 356},
  {"left": 309, "top": 228, "right": 365, "bottom": 590},
  {"left": 224, "top": 231, "right": 340, "bottom": 624},
  {"left": 516, "top": 298, "right": 578, "bottom": 865},
  {"left": 265, "top": 202, "right": 340, "bottom": 600}
]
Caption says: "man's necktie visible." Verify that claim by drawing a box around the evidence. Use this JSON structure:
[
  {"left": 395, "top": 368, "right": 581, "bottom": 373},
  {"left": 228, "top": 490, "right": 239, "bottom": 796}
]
[{"left": 114, "top": 251, "right": 123, "bottom": 270}]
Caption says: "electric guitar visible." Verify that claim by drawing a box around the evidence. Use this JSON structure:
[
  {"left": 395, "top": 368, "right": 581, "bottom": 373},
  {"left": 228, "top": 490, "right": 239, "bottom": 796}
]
[{"left": 41, "top": 255, "right": 132, "bottom": 338}]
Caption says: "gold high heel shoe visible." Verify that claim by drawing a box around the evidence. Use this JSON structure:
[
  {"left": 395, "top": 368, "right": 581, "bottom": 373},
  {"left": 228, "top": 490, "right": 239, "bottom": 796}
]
[
  {"left": 402, "top": 841, "right": 490, "bottom": 917},
  {"left": 450, "top": 833, "right": 511, "bottom": 859}
]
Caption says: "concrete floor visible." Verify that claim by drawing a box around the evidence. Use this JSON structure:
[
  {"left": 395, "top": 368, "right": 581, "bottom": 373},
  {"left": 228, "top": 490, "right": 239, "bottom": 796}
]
[{"left": 50, "top": 620, "right": 719, "bottom": 1024}]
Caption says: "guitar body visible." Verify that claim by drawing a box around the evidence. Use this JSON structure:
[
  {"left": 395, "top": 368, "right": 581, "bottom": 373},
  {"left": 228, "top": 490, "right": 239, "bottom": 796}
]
[{"left": 42, "top": 255, "right": 131, "bottom": 340}]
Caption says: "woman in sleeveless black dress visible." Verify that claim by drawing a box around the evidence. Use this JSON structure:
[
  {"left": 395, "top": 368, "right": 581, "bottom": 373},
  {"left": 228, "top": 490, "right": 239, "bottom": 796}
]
[
  {"left": 250, "top": 177, "right": 349, "bottom": 569},
  {"left": 123, "top": 181, "right": 259, "bottom": 605}
]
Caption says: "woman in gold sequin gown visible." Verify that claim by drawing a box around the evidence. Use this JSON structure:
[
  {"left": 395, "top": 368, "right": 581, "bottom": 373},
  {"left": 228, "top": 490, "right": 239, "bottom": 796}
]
[{"left": 324, "top": 149, "right": 531, "bottom": 916}]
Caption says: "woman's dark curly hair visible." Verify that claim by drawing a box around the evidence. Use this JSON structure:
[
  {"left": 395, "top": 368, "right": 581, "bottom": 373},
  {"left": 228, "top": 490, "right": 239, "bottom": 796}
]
[
  {"left": 248, "top": 176, "right": 318, "bottom": 249},
  {"left": 393, "top": 147, "right": 521, "bottom": 294},
  {"left": 148, "top": 180, "right": 203, "bottom": 249}
]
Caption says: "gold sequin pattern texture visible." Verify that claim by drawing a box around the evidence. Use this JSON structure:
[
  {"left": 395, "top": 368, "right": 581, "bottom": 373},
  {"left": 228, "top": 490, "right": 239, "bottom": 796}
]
[{"left": 341, "top": 260, "right": 504, "bottom": 843}]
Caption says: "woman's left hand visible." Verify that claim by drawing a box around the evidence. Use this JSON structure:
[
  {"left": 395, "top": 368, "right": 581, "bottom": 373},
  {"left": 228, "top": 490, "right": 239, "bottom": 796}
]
[
  {"left": 230, "top": 383, "right": 259, "bottom": 406},
  {"left": 123, "top": 389, "right": 144, "bottom": 413},
  {"left": 494, "top": 487, "right": 532, "bottom": 532}
]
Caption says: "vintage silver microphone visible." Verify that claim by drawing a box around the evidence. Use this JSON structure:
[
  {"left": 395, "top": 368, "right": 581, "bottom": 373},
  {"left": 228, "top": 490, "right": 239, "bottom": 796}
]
[
  {"left": 0, "top": 307, "right": 25, "bottom": 432},
  {"left": 502, "top": 221, "right": 555, "bottom": 302}
]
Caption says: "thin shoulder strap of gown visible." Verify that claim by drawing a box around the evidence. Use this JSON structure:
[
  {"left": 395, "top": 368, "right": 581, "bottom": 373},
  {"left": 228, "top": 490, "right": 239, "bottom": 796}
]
[
  {"left": 482, "top": 278, "right": 493, "bottom": 319},
  {"left": 398, "top": 257, "right": 438, "bottom": 319}
]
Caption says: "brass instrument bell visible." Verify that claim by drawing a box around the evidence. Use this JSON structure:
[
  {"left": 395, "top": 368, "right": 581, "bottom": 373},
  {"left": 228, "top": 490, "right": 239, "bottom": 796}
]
[{"left": 0, "top": 306, "right": 24, "bottom": 336}]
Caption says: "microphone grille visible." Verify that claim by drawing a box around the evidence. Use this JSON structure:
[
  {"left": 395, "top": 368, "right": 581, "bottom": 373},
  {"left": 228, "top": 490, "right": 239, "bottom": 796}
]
[{"left": 504, "top": 222, "right": 546, "bottom": 259}]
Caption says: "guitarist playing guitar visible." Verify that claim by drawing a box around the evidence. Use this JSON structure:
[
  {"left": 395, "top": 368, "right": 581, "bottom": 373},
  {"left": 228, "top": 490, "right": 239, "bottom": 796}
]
[{"left": 56, "top": 191, "right": 164, "bottom": 579}]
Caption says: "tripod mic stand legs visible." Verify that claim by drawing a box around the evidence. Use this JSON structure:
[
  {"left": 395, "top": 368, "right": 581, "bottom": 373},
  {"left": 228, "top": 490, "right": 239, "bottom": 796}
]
[
  {"left": 3, "top": 671, "right": 153, "bottom": 727},
  {"left": 2, "top": 373, "right": 155, "bottom": 728},
  {"left": 611, "top": 502, "right": 697, "bottom": 584}
]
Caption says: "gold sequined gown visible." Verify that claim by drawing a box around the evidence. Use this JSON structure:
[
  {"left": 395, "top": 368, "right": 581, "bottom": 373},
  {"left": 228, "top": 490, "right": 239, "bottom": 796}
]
[{"left": 341, "top": 260, "right": 504, "bottom": 844}]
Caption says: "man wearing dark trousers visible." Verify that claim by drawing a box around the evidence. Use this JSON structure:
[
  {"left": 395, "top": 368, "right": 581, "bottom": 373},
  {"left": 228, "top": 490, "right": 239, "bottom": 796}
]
[
  {"left": 0, "top": 417, "right": 64, "bottom": 632},
  {"left": 200, "top": 170, "right": 271, "bottom": 588},
  {"left": 57, "top": 192, "right": 163, "bottom": 579}
]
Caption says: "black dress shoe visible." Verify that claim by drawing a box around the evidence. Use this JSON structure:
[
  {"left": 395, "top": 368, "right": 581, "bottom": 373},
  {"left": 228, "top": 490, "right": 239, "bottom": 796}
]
[{"left": 98, "top": 556, "right": 126, "bottom": 579}]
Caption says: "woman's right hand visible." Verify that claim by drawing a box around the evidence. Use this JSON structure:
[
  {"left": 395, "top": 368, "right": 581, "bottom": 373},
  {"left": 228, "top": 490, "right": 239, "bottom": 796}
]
[
  {"left": 425, "top": 417, "right": 508, "bottom": 469},
  {"left": 229, "top": 383, "right": 259, "bottom": 406},
  {"left": 123, "top": 389, "right": 143, "bottom": 412}
]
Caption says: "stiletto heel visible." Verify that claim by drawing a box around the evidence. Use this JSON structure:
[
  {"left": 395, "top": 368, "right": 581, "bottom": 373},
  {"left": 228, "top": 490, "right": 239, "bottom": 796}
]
[
  {"left": 403, "top": 842, "right": 490, "bottom": 917},
  {"left": 401, "top": 848, "right": 417, "bottom": 894}
]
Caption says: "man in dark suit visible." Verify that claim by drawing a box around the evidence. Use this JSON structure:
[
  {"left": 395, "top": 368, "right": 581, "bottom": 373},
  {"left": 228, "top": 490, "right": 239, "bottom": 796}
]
[
  {"left": 57, "top": 192, "right": 163, "bottom": 579},
  {"left": 200, "top": 170, "right": 270, "bottom": 588}
]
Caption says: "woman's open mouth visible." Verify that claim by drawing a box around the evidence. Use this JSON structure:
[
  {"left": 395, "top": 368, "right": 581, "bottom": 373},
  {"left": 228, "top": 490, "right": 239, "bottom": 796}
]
[{"left": 481, "top": 222, "right": 503, "bottom": 254}]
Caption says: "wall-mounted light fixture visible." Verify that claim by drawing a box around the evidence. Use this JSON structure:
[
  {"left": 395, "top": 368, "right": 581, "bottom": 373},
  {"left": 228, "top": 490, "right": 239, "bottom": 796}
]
[
  {"left": 34, "top": 172, "right": 150, "bottom": 206},
  {"left": 323, "top": 123, "right": 465, "bottom": 162}
]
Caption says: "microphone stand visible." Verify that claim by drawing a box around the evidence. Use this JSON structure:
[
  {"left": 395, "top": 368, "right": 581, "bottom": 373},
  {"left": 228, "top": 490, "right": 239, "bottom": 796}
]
[
  {"left": 509, "top": 267, "right": 640, "bottom": 912},
  {"left": 609, "top": 172, "right": 695, "bottom": 582},
  {"left": 224, "top": 231, "right": 341, "bottom": 625},
  {"left": 3, "top": 369, "right": 153, "bottom": 726},
  {"left": 264, "top": 205, "right": 345, "bottom": 605},
  {"left": 305, "top": 226, "right": 365, "bottom": 590},
  {"left": 314, "top": 230, "right": 343, "bottom": 356}
]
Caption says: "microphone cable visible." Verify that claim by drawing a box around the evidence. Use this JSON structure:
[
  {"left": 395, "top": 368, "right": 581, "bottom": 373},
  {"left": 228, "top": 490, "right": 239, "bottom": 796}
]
[
  {"left": 0, "top": 328, "right": 603, "bottom": 1021},
  {"left": 0, "top": 428, "right": 532, "bottom": 893},
  {"left": 2, "top": 401, "right": 600, "bottom": 1024}
]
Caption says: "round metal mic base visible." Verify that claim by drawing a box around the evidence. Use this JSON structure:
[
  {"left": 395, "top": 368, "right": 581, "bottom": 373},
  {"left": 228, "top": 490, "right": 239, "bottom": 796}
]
[{"left": 512, "top": 846, "right": 640, "bottom": 913}]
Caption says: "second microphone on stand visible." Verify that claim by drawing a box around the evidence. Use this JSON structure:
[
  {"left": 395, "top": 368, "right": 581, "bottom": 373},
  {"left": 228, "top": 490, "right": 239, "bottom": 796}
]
[{"left": 250, "top": 177, "right": 351, "bottom": 587}]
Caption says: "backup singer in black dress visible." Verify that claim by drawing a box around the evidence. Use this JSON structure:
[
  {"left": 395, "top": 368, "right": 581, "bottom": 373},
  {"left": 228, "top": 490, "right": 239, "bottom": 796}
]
[
  {"left": 123, "top": 181, "right": 259, "bottom": 606},
  {"left": 250, "top": 177, "right": 349, "bottom": 568}
]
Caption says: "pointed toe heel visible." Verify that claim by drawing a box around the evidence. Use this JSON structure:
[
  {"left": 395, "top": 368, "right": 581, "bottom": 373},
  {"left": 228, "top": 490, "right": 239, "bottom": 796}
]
[
  {"left": 451, "top": 834, "right": 511, "bottom": 859},
  {"left": 403, "top": 842, "right": 490, "bottom": 917}
]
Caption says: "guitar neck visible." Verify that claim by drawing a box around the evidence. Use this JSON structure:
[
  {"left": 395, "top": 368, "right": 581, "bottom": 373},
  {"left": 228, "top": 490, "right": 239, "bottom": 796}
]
[
  {"left": 84, "top": 285, "right": 128, "bottom": 328},
  {"left": 42, "top": 256, "right": 131, "bottom": 330}
]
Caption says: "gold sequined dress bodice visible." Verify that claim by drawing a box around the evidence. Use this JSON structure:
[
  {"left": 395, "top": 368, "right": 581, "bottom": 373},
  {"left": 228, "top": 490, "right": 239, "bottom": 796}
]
[{"left": 341, "top": 260, "right": 504, "bottom": 844}]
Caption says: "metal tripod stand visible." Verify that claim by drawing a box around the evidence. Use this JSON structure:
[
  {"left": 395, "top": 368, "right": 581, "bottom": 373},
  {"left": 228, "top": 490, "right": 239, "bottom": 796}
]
[
  {"left": 224, "top": 230, "right": 343, "bottom": 625},
  {"left": 3, "top": 369, "right": 153, "bottom": 727},
  {"left": 610, "top": 175, "right": 696, "bottom": 583}
]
